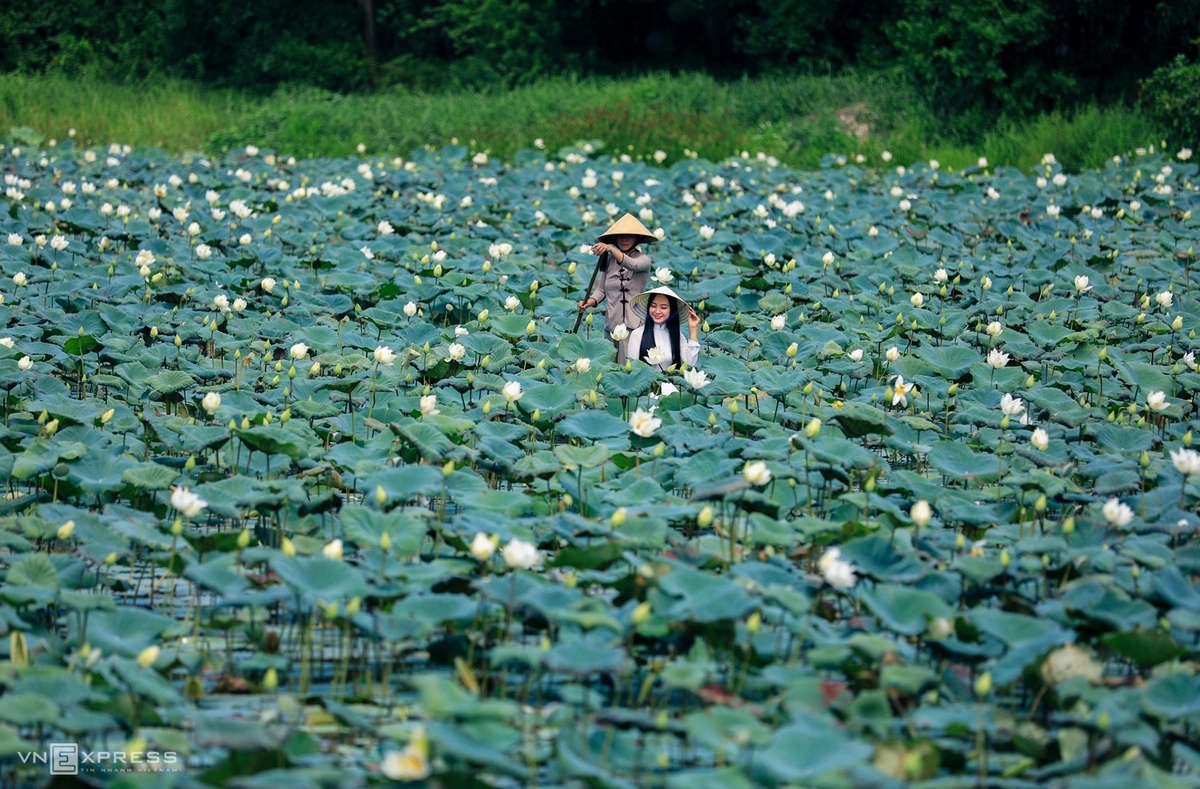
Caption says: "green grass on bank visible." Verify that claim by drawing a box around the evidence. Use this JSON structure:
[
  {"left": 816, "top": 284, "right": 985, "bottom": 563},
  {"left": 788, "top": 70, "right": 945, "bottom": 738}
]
[{"left": 1, "top": 72, "right": 1166, "bottom": 171}]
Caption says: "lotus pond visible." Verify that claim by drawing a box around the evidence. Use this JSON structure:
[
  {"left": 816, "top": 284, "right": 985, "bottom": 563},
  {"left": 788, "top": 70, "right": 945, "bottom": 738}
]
[{"left": 1, "top": 139, "right": 1200, "bottom": 786}]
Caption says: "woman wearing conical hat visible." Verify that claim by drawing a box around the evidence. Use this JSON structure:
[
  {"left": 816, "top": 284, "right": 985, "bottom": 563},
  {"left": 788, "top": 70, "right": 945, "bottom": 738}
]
[
  {"left": 626, "top": 286, "right": 701, "bottom": 371},
  {"left": 576, "top": 213, "right": 656, "bottom": 363}
]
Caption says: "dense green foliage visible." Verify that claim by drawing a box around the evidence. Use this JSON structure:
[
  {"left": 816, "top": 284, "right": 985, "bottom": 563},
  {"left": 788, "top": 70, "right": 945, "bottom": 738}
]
[
  {"left": 2, "top": 131, "right": 1200, "bottom": 786},
  {"left": 1142, "top": 55, "right": 1200, "bottom": 149},
  {"left": 1, "top": 0, "right": 1198, "bottom": 132}
]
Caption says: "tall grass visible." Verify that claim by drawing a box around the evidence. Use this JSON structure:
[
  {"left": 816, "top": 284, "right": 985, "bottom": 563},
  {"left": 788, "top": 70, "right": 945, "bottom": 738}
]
[
  {"left": 0, "top": 74, "right": 252, "bottom": 152},
  {"left": 0, "top": 72, "right": 1165, "bottom": 171}
]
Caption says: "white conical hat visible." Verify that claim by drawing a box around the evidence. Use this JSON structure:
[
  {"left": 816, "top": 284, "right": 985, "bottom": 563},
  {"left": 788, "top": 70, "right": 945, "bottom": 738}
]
[
  {"left": 630, "top": 285, "right": 691, "bottom": 320},
  {"left": 597, "top": 212, "right": 658, "bottom": 244}
]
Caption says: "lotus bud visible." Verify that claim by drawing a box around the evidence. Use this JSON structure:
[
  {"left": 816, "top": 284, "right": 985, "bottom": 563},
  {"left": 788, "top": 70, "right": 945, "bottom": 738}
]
[
  {"left": 345, "top": 597, "right": 361, "bottom": 617},
  {"left": 1185, "top": 431, "right": 1193, "bottom": 446},
  {"left": 323, "top": 601, "right": 339, "bottom": 620},
  {"left": 728, "top": 401, "right": 739, "bottom": 415},
  {"left": 955, "top": 533, "right": 966, "bottom": 549},
  {"left": 611, "top": 508, "right": 627, "bottom": 527},
  {"left": 443, "top": 460, "right": 455, "bottom": 477},
  {"left": 786, "top": 342, "right": 798, "bottom": 358},
  {"left": 281, "top": 537, "right": 297, "bottom": 556},
  {"left": 10, "top": 631, "right": 29, "bottom": 668},
  {"left": 175, "top": 335, "right": 182, "bottom": 346},
  {"left": 1034, "top": 494, "right": 1047, "bottom": 513},
  {"left": 1140, "top": 451, "right": 1150, "bottom": 468},
  {"left": 171, "top": 517, "right": 183, "bottom": 536},
  {"left": 947, "top": 383, "right": 959, "bottom": 396},
  {"left": 106, "top": 552, "right": 117, "bottom": 565},
  {"left": 708, "top": 412, "right": 717, "bottom": 426},
  {"left": 1000, "top": 415, "right": 1010, "bottom": 430},
  {"left": 1173, "top": 316, "right": 1184, "bottom": 330},
  {"left": 746, "top": 611, "right": 762, "bottom": 635},
  {"left": 482, "top": 400, "right": 492, "bottom": 415},
  {"left": 376, "top": 485, "right": 387, "bottom": 507},
  {"left": 802, "top": 381, "right": 814, "bottom": 395},
  {"left": 237, "top": 529, "right": 251, "bottom": 549},
  {"left": 1025, "top": 375, "right": 1035, "bottom": 387},
  {"left": 58, "top": 520, "right": 75, "bottom": 540},
  {"left": 100, "top": 408, "right": 115, "bottom": 424},
  {"left": 864, "top": 475, "right": 876, "bottom": 492},
  {"left": 263, "top": 667, "right": 278, "bottom": 692},
  {"left": 137, "top": 645, "right": 160, "bottom": 669},
  {"left": 974, "top": 672, "right": 992, "bottom": 697},
  {"left": 632, "top": 601, "right": 651, "bottom": 625},
  {"left": 805, "top": 417, "right": 821, "bottom": 438},
  {"left": 698, "top": 506, "right": 714, "bottom": 528}
]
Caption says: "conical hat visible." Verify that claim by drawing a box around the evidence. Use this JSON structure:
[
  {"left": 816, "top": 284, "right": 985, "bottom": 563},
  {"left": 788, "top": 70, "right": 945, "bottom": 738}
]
[
  {"left": 598, "top": 213, "right": 658, "bottom": 244},
  {"left": 630, "top": 285, "right": 691, "bottom": 321}
]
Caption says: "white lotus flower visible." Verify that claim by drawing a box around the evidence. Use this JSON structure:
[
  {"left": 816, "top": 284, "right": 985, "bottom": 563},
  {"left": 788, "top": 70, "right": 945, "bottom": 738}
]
[
  {"left": 1156, "top": 291, "right": 1173, "bottom": 309},
  {"left": 742, "top": 461, "right": 771, "bottom": 486},
  {"left": 470, "top": 532, "right": 497, "bottom": 562},
  {"left": 195, "top": 243, "right": 212, "bottom": 260},
  {"left": 770, "top": 315, "right": 786, "bottom": 331},
  {"left": 404, "top": 301, "right": 417, "bottom": 317},
  {"left": 13, "top": 271, "right": 27, "bottom": 287},
  {"left": 891, "top": 375, "right": 912, "bottom": 407},
  {"left": 911, "top": 500, "right": 932, "bottom": 528},
  {"left": 289, "top": 343, "right": 308, "bottom": 360},
  {"left": 171, "top": 486, "right": 208, "bottom": 518},
  {"left": 232, "top": 297, "right": 246, "bottom": 312},
  {"left": 1047, "top": 204, "right": 1061, "bottom": 218},
  {"left": 1000, "top": 393, "right": 1025, "bottom": 416},
  {"left": 50, "top": 235, "right": 68, "bottom": 251},
  {"left": 629, "top": 408, "right": 661, "bottom": 438},
  {"left": 420, "top": 394, "right": 439, "bottom": 416},
  {"left": 817, "top": 547, "right": 856, "bottom": 590},
  {"left": 7, "top": 233, "right": 22, "bottom": 246},
  {"left": 1073, "top": 275, "right": 1092, "bottom": 293},
  {"left": 646, "top": 347, "right": 670, "bottom": 367},
  {"left": 1171, "top": 447, "right": 1200, "bottom": 476},
  {"left": 502, "top": 380, "right": 523, "bottom": 403},
  {"left": 699, "top": 225, "right": 715, "bottom": 240},
  {"left": 502, "top": 538, "right": 540, "bottom": 570},
  {"left": 575, "top": 357, "right": 591, "bottom": 373},
  {"left": 610, "top": 324, "right": 630, "bottom": 341},
  {"left": 1146, "top": 391, "right": 1169, "bottom": 412},
  {"left": 201, "top": 391, "right": 221, "bottom": 415},
  {"left": 17, "top": 356, "right": 33, "bottom": 371},
  {"left": 0, "top": 337, "right": 12, "bottom": 348},
  {"left": 377, "top": 220, "right": 394, "bottom": 235},
  {"left": 323, "top": 538, "right": 344, "bottom": 560},
  {"left": 885, "top": 346, "right": 900, "bottom": 362},
  {"left": 911, "top": 292, "right": 924, "bottom": 308},
  {"left": 212, "top": 294, "right": 231, "bottom": 313},
  {"left": 1102, "top": 498, "right": 1134, "bottom": 528},
  {"left": 446, "top": 343, "right": 465, "bottom": 362},
  {"left": 653, "top": 267, "right": 673, "bottom": 285},
  {"left": 987, "top": 348, "right": 1010, "bottom": 369},
  {"left": 683, "top": 368, "right": 710, "bottom": 389},
  {"left": 986, "top": 321, "right": 1003, "bottom": 338},
  {"left": 505, "top": 296, "right": 520, "bottom": 311},
  {"left": 1184, "top": 352, "right": 1198, "bottom": 371},
  {"left": 1031, "top": 428, "right": 1049, "bottom": 450},
  {"left": 260, "top": 277, "right": 276, "bottom": 293},
  {"left": 373, "top": 346, "right": 396, "bottom": 366}
]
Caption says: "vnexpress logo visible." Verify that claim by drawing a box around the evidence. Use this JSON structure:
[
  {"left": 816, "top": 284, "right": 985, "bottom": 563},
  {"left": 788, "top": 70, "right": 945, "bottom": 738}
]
[{"left": 49, "top": 743, "right": 78, "bottom": 775}]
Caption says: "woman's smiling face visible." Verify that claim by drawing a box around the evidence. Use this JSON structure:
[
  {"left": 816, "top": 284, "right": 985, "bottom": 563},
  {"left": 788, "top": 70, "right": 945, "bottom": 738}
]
[{"left": 648, "top": 294, "right": 672, "bottom": 323}]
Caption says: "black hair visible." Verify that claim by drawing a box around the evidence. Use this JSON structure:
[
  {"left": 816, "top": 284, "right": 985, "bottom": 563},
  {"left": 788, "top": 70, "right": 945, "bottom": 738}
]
[{"left": 638, "top": 294, "right": 682, "bottom": 367}]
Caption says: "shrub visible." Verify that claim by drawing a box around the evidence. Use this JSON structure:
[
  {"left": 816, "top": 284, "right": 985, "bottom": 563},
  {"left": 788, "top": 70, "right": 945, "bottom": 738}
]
[{"left": 1141, "top": 55, "right": 1200, "bottom": 146}]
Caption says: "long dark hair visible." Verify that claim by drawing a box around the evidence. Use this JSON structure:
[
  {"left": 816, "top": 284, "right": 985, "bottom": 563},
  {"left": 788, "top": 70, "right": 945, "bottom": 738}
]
[{"left": 638, "top": 295, "right": 682, "bottom": 366}]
